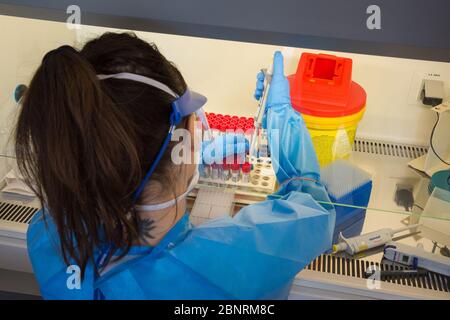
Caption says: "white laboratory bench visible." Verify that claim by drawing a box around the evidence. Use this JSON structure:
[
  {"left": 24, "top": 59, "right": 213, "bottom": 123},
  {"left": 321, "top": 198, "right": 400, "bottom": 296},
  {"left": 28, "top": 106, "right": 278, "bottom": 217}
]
[{"left": 0, "top": 138, "right": 449, "bottom": 299}]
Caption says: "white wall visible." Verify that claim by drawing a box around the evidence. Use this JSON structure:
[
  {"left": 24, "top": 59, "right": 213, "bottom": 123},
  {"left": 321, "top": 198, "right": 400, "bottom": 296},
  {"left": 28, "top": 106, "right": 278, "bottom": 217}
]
[
  {"left": 0, "top": 15, "right": 76, "bottom": 159},
  {"left": 80, "top": 26, "right": 450, "bottom": 146},
  {"left": 1, "top": 16, "right": 449, "bottom": 151}
]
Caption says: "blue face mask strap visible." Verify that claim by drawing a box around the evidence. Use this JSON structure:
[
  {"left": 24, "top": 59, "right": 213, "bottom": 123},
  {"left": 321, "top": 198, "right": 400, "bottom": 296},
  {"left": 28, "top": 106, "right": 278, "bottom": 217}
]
[{"left": 132, "top": 107, "right": 182, "bottom": 203}]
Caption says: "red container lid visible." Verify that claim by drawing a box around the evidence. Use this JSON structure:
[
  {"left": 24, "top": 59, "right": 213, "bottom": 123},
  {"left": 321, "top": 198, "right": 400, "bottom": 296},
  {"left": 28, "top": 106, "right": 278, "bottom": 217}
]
[
  {"left": 288, "top": 53, "right": 366, "bottom": 118},
  {"left": 242, "top": 162, "right": 251, "bottom": 173},
  {"left": 219, "top": 124, "right": 227, "bottom": 132},
  {"left": 222, "top": 163, "right": 230, "bottom": 170}
]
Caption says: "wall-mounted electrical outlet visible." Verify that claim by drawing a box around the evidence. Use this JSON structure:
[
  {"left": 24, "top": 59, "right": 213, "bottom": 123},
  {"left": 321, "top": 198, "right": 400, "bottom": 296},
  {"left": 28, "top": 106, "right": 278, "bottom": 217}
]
[{"left": 407, "top": 70, "right": 449, "bottom": 106}]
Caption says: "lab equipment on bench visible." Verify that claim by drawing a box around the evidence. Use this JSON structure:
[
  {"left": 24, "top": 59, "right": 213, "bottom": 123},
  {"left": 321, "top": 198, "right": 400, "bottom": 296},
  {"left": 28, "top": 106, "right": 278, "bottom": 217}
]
[
  {"left": 408, "top": 102, "right": 450, "bottom": 176},
  {"left": 190, "top": 187, "right": 235, "bottom": 226},
  {"left": 199, "top": 114, "right": 276, "bottom": 193},
  {"left": 320, "top": 160, "right": 372, "bottom": 243},
  {"left": 1, "top": 169, "right": 36, "bottom": 198},
  {"left": 14, "top": 84, "right": 28, "bottom": 103},
  {"left": 383, "top": 241, "right": 450, "bottom": 276},
  {"left": 429, "top": 170, "right": 450, "bottom": 194},
  {"left": 287, "top": 53, "right": 367, "bottom": 166},
  {"left": 199, "top": 157, "right": 277, "bottom": 194},
  {"left": 332, "top": 224, "right": 420, "bottom": 255},
  {"left": 418, "top": 186, "right": 450, "bottom": 247}
]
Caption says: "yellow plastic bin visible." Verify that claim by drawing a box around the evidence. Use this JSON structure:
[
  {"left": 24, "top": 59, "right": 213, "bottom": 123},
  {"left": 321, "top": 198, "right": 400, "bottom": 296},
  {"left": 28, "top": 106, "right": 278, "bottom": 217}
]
[
  {"left": 302, "top": 108, "right": 366, "bottom": 166},
  {"left": 288, "top": 53, "right": 367, "bottom": 166}
]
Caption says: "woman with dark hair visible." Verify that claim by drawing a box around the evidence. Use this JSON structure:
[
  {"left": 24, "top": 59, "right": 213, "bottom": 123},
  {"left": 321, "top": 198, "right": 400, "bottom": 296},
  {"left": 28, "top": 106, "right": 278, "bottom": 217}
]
[{"left": 17, "top": 32, "right": 334, "bottom": 299}]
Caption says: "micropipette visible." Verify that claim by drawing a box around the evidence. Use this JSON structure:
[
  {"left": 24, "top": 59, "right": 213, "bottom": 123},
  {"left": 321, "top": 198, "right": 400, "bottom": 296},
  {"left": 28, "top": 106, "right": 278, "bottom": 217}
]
[
  {"left": 250, "top": 65, "right": 273, "bottom": 159},
  {"left": 333, "top": 224, "right": 421, "bottom": 255}
]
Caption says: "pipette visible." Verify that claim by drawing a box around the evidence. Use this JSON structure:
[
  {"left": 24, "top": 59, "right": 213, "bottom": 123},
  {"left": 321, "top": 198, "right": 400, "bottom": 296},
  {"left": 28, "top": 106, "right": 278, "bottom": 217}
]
[
  {"left": 333, "top": 224, "right": 421, "bottom": 255},
  {"left": 250, "top": 65, "right": 273, "bottom": 159}
]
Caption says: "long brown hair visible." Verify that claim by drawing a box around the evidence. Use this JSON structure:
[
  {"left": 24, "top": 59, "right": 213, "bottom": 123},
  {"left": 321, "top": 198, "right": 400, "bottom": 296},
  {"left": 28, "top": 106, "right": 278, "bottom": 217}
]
[{"left": 15, "top": 32, "right": 188, "bottom": 276}]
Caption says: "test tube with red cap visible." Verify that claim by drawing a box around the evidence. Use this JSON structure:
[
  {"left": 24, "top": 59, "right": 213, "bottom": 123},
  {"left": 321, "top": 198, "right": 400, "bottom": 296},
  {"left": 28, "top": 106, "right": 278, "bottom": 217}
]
[
  {"left": 202, "top": 163, "right": 211, "bottom": 178},
  {"left": 219, "top": 124, "right": 227, "bottom": 135},
  {"left": 241, "top": 162, "right": 251, "bottom": 183},
  {"left": 222, "top": 163, "right": 230, "bottom": 181},
  {"left": 244, "top": 125, "right": 254, "bottom": 145},
  {"left": 211, "top": 163, "right": 219, "bottom": 180},
  {"left": 210, "top": 122, "right": 219, "bottom": 138},
  {"left": 231, "top": 163, "right": 240, "bottom": 182}
]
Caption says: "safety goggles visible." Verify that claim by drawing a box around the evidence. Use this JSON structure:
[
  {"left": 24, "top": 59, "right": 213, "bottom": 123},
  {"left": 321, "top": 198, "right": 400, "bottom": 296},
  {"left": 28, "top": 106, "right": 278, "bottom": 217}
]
[{"left": 98, "top": 72, "right": 208, "bottom": 202}]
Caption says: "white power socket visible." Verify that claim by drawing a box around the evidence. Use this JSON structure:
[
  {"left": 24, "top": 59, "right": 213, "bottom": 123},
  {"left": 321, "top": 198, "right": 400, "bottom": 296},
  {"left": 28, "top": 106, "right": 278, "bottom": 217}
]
[{"left": 407, "top": 70, "right": 449, "bottom": 106}]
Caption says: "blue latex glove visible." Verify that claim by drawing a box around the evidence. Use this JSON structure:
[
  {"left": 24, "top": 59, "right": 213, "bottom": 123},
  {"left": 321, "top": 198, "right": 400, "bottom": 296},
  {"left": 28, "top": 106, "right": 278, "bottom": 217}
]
[
  {"left": 253, "top": 71, "right": 265, "bottom": 100},
  {"left": 202, "top": 133, "right": 249, "bottom": 165},
  {"left": 256, "top": 52, "right": 334, "bottom": 211}
]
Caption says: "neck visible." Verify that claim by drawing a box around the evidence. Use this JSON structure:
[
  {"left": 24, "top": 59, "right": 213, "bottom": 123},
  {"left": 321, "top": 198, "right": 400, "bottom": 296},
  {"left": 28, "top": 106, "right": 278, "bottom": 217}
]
[{"left": 136, "top": 199, "right": 186, "bottom": 247}]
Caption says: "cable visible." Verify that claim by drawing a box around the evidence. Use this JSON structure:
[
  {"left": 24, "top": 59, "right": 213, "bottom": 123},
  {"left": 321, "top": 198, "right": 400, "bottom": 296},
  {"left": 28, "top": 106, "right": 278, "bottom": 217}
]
[{"left": 429, "top": 113, "right": 450, "bottom": 165}]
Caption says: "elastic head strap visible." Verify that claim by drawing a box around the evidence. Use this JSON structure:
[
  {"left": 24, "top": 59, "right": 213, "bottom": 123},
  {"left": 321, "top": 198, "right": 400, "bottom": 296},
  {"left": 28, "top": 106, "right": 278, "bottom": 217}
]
[
  {"left": 98, "top": 72, "right": 192, "bottom": 201},
  {"left": 98, "top": 72, "right": 183, "bottom": 126}
]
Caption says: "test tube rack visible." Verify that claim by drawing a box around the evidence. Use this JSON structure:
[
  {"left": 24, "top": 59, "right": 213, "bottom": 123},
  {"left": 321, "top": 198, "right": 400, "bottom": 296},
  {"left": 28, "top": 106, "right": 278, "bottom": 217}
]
[{"left": 197, "top": 157, "right": 277, "bottom": 194}]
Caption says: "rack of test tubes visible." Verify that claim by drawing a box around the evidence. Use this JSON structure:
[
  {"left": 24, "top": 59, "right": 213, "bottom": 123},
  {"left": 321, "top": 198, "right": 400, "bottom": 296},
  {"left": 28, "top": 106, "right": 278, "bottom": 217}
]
[{"left": 197, "top": 113, "right": 277, "bottom": 194}]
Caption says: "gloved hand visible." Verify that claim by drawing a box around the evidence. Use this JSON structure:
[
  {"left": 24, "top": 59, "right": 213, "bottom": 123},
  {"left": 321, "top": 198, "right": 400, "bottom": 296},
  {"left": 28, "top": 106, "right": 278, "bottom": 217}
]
[
  {"left": 254, "top": 52, "right": 291, "bottom": 108},
  {"left": 202, "top": 133, "right": 249, "bottom": 165},
  {"left": 254, "top": 51, "right": 320, "bottom": 181},
  {"left": 255, "top": 52, "right": 333, "bottom": 211}
]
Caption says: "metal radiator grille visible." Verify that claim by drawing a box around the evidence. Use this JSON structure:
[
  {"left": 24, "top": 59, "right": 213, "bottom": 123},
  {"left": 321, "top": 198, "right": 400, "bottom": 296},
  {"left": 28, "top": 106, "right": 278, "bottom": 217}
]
[
  {"left": 306, "top": 254, "right": 449, "bottom": 293},
  {"left": 0, "top": 201, "right": 38, "bottom": 224},
  {"left": 353, "top": 138, "right": 428, "bottom": 158}
]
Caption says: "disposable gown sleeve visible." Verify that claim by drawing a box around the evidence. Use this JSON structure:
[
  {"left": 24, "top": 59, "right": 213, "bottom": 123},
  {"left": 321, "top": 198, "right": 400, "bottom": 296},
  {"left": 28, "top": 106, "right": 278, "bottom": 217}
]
[{"left": 169, "top": 191, "right": 334, "bottom": 299}]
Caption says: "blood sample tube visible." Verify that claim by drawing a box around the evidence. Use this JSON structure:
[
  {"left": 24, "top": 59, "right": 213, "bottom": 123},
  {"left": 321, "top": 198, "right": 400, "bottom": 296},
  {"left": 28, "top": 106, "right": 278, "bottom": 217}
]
[
  {"left": 222, "top": 163, "right": 230, "bottom": 181},
  {"left": 202, "top": 164, "right": 211, "bottom": 178},
  {"left": 231, "top": 163, "right": 240, "bottom": 182},
  {"left": 219, "top": 124, "right": 227, "bottom": 135},
  {"left": 242, "top": 162, "right": 251, "bottom": 183},
  {"left": 211, "top": 163, "right": 219, "bottom": 180},
  {"left": 245, "top": 125, "right": 254, "bottom": 144}
]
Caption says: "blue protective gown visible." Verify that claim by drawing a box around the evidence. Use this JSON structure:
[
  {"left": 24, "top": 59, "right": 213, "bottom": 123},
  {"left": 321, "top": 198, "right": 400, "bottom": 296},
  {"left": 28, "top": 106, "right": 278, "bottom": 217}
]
[{"left": 27, "top": 51, "right": 335, "bottom": 299}]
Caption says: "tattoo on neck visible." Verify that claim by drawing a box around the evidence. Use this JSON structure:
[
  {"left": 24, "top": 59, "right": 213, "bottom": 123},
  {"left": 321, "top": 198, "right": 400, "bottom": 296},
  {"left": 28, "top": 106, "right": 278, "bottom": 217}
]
[{"left": 138, "top": 217, "right": 156, "bottom": 243}]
